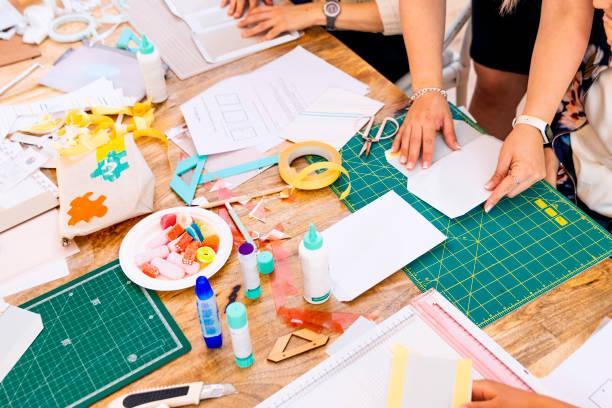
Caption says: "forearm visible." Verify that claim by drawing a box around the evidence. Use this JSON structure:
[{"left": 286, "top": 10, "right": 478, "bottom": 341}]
[
  {"left": 523, "top": 0, "right": 593, "bottom": 123},
  {"left": 308, "top": 2, "right": 384, "bottom": 33},
  {"left": 399, "top": 0, "right": 445, "bottom": 88}
]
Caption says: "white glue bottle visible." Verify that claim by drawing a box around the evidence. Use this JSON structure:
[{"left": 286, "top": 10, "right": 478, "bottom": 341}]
[
  {"left": 226, "top": 302, "right": 254, "bottom": 368},
  {"left": 299, "top": 223, "right": 331, "bottom": 304},
  {"left": 137, "top": 34, "right": 168, "bottom": 103}
]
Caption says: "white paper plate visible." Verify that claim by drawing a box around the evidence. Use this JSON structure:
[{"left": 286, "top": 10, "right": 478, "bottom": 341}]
[{"left": 119, "top": 207, "right": 233, "bottom": 291}]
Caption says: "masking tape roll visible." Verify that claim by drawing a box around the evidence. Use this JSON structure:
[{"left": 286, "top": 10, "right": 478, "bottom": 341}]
[
  {"left": 278, "top": 141, "right": 351, "bottom": 199},
  {"left": 49, "top": 14, "right": 96, "bottom": 43}
]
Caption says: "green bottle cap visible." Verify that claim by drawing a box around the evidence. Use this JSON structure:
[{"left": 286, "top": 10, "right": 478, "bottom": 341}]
[
  {"left": 245, "top": 286, "right": 261, "bottom": 299},
  {"left": 226, "top": 301, "right": 248, "bottom": 329},
  {"left": 139, "top": 34, "right": 155, "bottom": 55},
  {"left": 303, "top": 223, "right": 323, "bottom": 250},
  {"left": 257, "top": 251, "right": 275, "bottom": 275},
  {"left": 235, "top": 353, "right": 254, "bottom": 368}
]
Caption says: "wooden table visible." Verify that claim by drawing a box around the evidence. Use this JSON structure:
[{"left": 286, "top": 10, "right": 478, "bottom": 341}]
[{"left": 2, "top": 25, "right": 611, "bottom": 407}]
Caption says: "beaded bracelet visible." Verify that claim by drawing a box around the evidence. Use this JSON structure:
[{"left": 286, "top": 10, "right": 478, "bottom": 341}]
[{"left": 407, "top": 87, "right": 448, "bottom": 108}]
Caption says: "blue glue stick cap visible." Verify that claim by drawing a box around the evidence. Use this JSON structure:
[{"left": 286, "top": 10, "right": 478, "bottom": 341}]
[{"left": 195, "top": 276, "right": 213, "bottom": 299}]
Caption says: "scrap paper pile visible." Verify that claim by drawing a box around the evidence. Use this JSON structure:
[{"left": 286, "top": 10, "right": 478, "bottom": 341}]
[
  {"left": 181, "top": 46, "right": 376, "bottom": 155},
  {"left": 1, "top": 78, "right": 137, "bottom": 139}
]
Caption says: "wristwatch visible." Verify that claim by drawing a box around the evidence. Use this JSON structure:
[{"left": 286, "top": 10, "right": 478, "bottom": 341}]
[
  {"left": 323, "top": 0, "right": 341, "bottom": 31},
  {"left": 512, "top": 115, "right": 553, "bottom": 146}
]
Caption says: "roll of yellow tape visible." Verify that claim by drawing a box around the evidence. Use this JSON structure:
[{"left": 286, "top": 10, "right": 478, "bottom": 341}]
[{"left": 278, "top": 141, "right": 351, "bottom": 199}]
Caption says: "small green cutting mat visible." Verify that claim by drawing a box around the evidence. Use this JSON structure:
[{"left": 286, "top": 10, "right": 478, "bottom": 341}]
[
  {"left": 310, "top": 106, "right": 611, "bottom": 327},
  {"left": 0, "top": 260, "right": 191, "bottom": 408}
]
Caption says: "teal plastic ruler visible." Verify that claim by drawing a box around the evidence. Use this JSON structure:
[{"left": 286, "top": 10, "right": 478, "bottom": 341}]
[
  {"left": 0, "top": 260, "right": 191, "bottom": 407},
  {"left": 309, "top": 105, "right": 611, "bottom": 327}
]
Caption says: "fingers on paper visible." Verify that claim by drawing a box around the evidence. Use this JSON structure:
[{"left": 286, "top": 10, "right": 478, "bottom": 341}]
[
  {"left": 442, "top": 113, "right": 460, "bottom": 150},
  {"left": 421, "top": 125, "right": 435, "bottom": 169},
  {"left": 391, "top": 123, "right": 405, "bottom": 153},
  {"left": 406, "top": 127, "right": 423, "bottom": 170}
]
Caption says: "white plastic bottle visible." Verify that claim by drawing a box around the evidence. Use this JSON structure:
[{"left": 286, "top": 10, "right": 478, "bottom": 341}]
[
  {"left": 137, "top": 34, "right": 168, "bottom": 103},
  {"left": 299, "top": 223, "right": 331, "bottom": 304}
]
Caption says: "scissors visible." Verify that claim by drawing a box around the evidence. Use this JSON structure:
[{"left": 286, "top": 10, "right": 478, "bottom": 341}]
[{"left": 358, "top": 116, "right": 400, "bottom": 158}]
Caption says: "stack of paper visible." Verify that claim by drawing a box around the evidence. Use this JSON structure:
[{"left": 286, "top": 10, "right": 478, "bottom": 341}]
[
  {"left": 386, "top": 120, "right": 502, "bottom": 218},
  {"left": 163, "top": 0, "right": 299, "bottom": 64},
  {"left": 283, "top": 88, "right": 384, "bottom": 150},
  {"left": 322, "top": 190, "right": 446, "bottom": 301},
  {"left": 388, "top": 345, "right": 472, "bottom": 408},
  {"left": 181, "top": 46, "right": 369, "bottom": 155}
]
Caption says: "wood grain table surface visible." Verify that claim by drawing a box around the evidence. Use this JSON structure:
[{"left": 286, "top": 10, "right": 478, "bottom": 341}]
[{"left": 1, "top": 20, "right": 610, "bottom": 408}]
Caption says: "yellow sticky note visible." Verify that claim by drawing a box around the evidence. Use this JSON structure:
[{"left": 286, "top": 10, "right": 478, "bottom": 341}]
[
  {"left": 535, "top": 199, "right": 548, "bottom": 209},
  {"left": 545, "top": 208, "right": 558, "bottom": 217},
  {"left": 555, "top": 216, "right": 568, "bottom": 226}
]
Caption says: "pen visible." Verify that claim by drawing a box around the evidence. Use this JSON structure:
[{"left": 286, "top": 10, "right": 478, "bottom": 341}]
[
  {"left": 0, "top": 63, "right": 41, "bottom": 97},
  {"left": 224, "top": 202, "right": 255, "bottom": 246}
]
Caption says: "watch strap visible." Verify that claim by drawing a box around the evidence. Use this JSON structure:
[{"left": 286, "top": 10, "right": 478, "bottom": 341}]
[{"left": 512, "top": 115, "right": 551, "bottom": 144}]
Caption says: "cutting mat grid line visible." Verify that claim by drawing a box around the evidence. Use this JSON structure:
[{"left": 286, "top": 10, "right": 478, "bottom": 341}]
[
  {"left": 0, "top": 260, "right": 191, "bottom": 408},
  {"left": 308, "top": 106, "right": 611, "bottom": 328}
]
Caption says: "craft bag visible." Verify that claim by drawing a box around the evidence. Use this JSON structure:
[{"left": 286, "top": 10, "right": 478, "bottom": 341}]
[{"left": 57, "top": 133, "right": 155, "bottom": 239}]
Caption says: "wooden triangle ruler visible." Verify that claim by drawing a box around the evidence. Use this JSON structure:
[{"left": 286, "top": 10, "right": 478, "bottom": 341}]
[{"left": 267, "top": 329, "right": 329, "bottom": 363}]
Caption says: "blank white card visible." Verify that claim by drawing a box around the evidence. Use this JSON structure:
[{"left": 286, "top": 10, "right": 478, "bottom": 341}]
[{"left": 323, "top": 190, "right": 446, "bottom": 301}]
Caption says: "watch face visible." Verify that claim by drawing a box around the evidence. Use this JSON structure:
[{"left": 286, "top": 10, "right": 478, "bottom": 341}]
[
  {"left": 324, "top": 1, "right": 341, "bottom": 17},
  {"left": 545, "top": 125, "right": 554, "bottom": 143}
]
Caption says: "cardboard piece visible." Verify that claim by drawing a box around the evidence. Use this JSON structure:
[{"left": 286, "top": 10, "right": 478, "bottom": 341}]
[{"left": 0, "top": 36, "right": 40, "bottom": 67}]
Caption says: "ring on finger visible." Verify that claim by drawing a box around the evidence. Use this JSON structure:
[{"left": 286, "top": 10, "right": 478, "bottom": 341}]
[{"left": 509, "top": 170, "right": 521, "bottom": 185}]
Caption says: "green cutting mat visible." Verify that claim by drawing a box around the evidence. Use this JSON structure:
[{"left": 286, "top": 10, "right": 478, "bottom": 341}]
[
  {"left": 0, "top": 260, "right": 191, "bottom": 408},
  {"left": 311, "top": 106, "right": 611, "bottom": 327}
]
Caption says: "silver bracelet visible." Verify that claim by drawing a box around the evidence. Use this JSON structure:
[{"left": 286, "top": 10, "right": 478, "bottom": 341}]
[{"left": 407, "top": 87, "right": 448, "bottom": 108}]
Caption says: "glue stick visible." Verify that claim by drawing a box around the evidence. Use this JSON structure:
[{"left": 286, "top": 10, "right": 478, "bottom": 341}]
[
  {"left": 195, "top": 276, "right": 222, "bottom": 349},
  {"left": 226, "top": 302, "right": 254, "bottom": 368},
  {"left": 137, "top": 34, "right": 168, "bottom": 103},
  {"left": 299, "top": 224, "right": 331, "bottom": 304},
  {"left": 238, "top": 242, "right": 261, "bottom": 300}
]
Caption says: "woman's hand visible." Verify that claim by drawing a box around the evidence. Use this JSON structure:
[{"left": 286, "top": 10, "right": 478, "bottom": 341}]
[
  {"left": 238, "top": 4, "right": 319, "bottom": 40},
  {"left": 484, "top": 124, "right": 546, "bottom": 213},
  {"left": 391, "top": 92, "right": 459, "bottom": 170},
  {"left": 221, "top": 0, "right": 272, "bottom": 19},
  {"left": 461, "top": 380, "right": 573, "bottom": 408}
]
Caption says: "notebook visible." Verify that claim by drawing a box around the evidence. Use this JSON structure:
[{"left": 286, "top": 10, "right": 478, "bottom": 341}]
[
  {"left": 0, "top": 140, "right": 58, "bottom": 232},
  {"left": 258, "top": 290, "right": 543, "bottom": 407}
]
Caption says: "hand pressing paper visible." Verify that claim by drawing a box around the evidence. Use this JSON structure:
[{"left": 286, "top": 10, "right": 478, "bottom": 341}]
[
  {"left": 323, "top": 191, "right": 446, "bottom": 301},
  {"left": 386, "top": 121, "right": 502, "bottom": 218}
]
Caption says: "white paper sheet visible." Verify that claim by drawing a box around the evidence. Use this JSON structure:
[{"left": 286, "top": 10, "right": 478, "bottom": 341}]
[
  {"left": 542, "top": 321, "right": 612, "bottom": 408},
  {"left": 283, "top": 88, "right": 383, "bottom": 150},
  {"left": 385, "top": 120, "right": 482, "bottom": 180},
  {"left": 0, "top": 302, "right": 43, "bottom": 382},
  {"left": 181, "top": 46, "right": 369, "bottom": 155},
  {"left": 386, "top": 121, "right": 502, "bottom": 219},
  {"left": 323, "top": 191, "right": 446, "bottom": 301},
  {"left": 327, "top": 316, "right": 377, "bottom": 356},
  {"left": 0, "top": 0, "right": 23, "bottom": 32},
  {"left": 407, "top": 135, "right": 502, "bottom": 218},
  {"left": 0, "top": 210, "right": 78, "bottom": 296}
]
